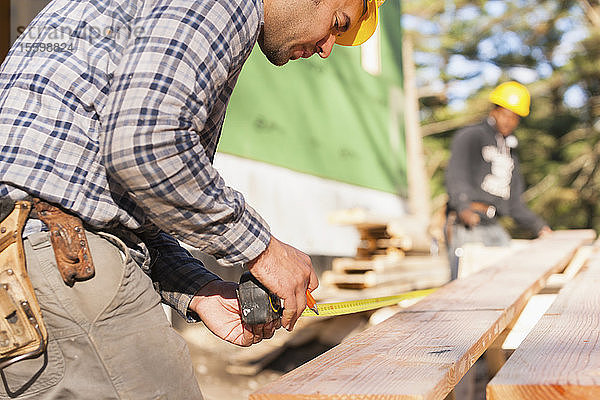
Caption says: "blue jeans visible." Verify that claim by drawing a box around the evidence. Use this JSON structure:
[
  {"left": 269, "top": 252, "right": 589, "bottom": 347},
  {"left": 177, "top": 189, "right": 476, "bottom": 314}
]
[{"left": 445, "top": 220, "right": 511, "bottom": 281}]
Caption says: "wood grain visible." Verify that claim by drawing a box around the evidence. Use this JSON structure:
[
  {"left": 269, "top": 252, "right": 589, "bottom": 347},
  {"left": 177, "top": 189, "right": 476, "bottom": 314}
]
[
  {"left": 487, "top": 244, "right": 600, "bottom": 399},
  {"left": 250, "top": 230, "right": 595, "bottom": 400}
]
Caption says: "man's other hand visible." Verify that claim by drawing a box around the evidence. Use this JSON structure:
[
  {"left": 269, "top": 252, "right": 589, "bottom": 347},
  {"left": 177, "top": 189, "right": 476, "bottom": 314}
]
[
  {"left": 246, "top": 236, "right": 318, "bottom": 331},
  {"left": 459, "top": 209, "right": 480, "bottom": 227},
  {"left": 538, "top": 225, "right": 553, "bottom": 238},
  {"left": 190, "top": 280, "right": 280, "bottom": 347}
]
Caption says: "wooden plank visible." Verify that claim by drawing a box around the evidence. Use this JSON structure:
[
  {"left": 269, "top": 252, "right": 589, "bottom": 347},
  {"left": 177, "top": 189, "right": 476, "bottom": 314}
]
[
  {"left": 322, "top": 268, "right": 448, "bottom": 289},
  {"left": 332, "top": 255, "right": 447, "bottom": 273},
  {"left": 332, "top": 255, "right": 404, "bottom": 273},
  {"left": 458, "top": 240, "right": 529, "bottom": 279},
  {"left": 327, "top": 208, "right": 390, "bottom": 228},
  {"left": 487, "top": 245, "right": 600, "bottom": 399},
  {"left": 542, "top": 245, "right": 593, "bottom": 292},
  {"left": 500, "top": 294, "right": 556, "bottom": 350},
  {"left": 251, "top": 309, "right": 506, "bottom": 400},
  {"left": 250, "top": 230, "right": 595, "bottom": 400},
  {"left": 409, "top": 231, "right": 594, "bottom": 312}
]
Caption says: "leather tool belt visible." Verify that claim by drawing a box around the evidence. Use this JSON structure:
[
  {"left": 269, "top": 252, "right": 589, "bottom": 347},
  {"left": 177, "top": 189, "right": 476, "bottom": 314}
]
[
  {"left": 0, "top": 201, "right": 47, "bottom": 369},
  {"left": 0, "top": 198, "right": 95, "bottom": 368},
  {"left": 445, "top": 201, "right": 497, "bottom": 242},
  {"left": 469, "top": 201, "right": 497, "bottom": 219},
  {"left": 31, "top": 198, "right": 95, "bottom": 286}
]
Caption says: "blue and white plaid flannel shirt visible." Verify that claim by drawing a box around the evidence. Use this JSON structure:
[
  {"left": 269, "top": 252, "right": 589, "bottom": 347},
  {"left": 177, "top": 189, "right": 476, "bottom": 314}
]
[{"left": 0, "top": 0, "right": 271, "bottom": 320}]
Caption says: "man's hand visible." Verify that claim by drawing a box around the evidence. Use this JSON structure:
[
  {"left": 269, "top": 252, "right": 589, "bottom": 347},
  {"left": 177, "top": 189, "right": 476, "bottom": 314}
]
[
  {"left": 459, "top": 209, "right": 480, "bottom": 228},
  {"left": 538, "top": 225, "right": 552, "bottom": 238},
  {"left": 189, "top": 280, "right": 279, "bottom": 347},
  {"left": 246, "top": 236, "right": 318, "bottom": 332}
]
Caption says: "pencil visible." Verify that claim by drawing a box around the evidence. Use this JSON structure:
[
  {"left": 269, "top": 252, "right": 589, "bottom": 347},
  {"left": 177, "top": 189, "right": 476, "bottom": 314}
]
[{"left": 306, "top": 290, "right": 319, "bottom": 315}]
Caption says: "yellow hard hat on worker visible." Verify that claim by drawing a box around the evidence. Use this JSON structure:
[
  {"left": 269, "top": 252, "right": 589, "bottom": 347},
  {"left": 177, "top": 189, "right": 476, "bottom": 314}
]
[
  {"left": 336, "top": 0, "right": 387, "bottom": 46},
  {"left": 489, "top": 81, "right": 531, "bottom": 117}
]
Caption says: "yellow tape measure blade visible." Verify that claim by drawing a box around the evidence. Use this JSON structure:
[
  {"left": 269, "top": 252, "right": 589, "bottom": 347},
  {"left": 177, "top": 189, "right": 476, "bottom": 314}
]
[{"left": 301, "top": 288, "right": 437, "bottom": 317}]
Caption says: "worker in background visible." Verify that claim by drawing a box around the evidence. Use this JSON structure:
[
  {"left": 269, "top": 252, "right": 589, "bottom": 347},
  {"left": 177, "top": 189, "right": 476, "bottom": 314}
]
[
  {"left": 445, "top": 81, "right": 552, "bottom": 280},
  {"left": 0, "top": 0, "right": 385, "bottom": 397}
]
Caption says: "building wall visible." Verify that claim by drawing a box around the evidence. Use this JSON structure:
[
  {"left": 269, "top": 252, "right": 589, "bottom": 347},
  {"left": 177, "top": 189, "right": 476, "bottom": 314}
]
[
  {"left": 216, "top": 1, "right": 407, "bottom": 255},
  {"left": 219, "top": 2, "right": 406, "bottom": 195}
]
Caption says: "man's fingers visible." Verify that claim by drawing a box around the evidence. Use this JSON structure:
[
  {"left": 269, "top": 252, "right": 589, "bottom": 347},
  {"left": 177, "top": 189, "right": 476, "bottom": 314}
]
[
  {"left": 282, "top": 290, "right": 304, "bottom": 331},
  {"left": 308, "top": 268, "right": 319, "bottom": 292},
  {"left": 287, "top": 288, "right": 307, "bottom": 331},
  {"left": 281, "top": 308, "right": 295, "bottom": 331},
  {"left": 240, "top": 323, "right": 255, "bottom": 346},
  {"left": 251, "top": 323, "right": 265, "bottom": 344},
  {"left": 281, "top": 294, "right": 296, "bottom": 330},
  {"left": 263, "top": 321, "right": 276, "bottom": 339}
]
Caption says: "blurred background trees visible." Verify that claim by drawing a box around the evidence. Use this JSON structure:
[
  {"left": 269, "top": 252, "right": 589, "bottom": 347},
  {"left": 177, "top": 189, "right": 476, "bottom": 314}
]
[{"left": 402, "top": 0, "right": 600, "bottom": 235}]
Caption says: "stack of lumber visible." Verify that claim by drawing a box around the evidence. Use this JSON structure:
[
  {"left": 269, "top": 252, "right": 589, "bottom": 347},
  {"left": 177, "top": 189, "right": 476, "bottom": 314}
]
[
  {"left": 323, "top": 254, "right": 448, "bottom": 290},
  {"left": 355, "top": 224, "right": 405, "bottom": 259},
  {"left": 325, "top": 209, "right": 449, "bottom": 290}
]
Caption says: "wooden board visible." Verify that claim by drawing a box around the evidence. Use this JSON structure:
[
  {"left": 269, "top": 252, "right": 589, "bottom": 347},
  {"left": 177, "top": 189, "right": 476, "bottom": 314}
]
[
  {"left": 487, "top": 246, "right": 600, "bottom": 399},
  {"left": 327, "top": 208, "right": 390, "bottom": 228},
  {"left": 252, "top": 309, "right": 506, "bottom": 400},
  {"left": 250, "top": 230, "right": 595, "bottom": 400},
  {"left": 332, "top": 256, "right": 404, "bottom": 273},
  {"left": 542, "top": 245, "right": 593, "bottom": 293},
  {"left": 332, "top": 255, "right": 447, "bottom": 274},
  {"left": 408, "top": 231, "right": 594, "bottom": 313},
  {"left": 322, "top": 268, "right": 448, "bottom": 289}
]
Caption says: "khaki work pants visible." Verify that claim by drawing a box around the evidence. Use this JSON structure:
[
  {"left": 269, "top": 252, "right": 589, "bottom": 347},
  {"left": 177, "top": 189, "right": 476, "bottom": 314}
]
[{"left": 0, "top": 230, "right": 203, "bottom": 399}]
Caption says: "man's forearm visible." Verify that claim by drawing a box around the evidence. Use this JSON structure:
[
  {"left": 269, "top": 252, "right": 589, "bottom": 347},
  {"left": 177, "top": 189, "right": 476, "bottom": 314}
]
[{"left": 144, "top": 231, "right": 222, "bottom": 322}]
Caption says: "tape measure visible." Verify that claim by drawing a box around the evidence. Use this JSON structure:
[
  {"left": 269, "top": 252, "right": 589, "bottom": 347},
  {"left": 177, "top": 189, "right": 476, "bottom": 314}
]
[
  {"left": 237, "top": 271, "right": 437, "bottom": 324},
  {"left": 300, "top": 288, "right": 437, "bottom": 317}
]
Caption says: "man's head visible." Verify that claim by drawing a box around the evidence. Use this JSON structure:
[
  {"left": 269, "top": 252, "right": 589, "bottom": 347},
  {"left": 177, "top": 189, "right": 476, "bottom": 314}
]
[
  {"left": 258, "top": 0, "right": 384, "bottom": 66},
  {"left": 488, "top": 81, "right": 530, "bottom": 136}
]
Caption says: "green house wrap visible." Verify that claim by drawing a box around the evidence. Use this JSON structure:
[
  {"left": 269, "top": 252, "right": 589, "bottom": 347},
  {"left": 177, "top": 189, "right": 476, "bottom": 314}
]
[{"left": 219, "top": 0, "right": 406, "bottom": 196}]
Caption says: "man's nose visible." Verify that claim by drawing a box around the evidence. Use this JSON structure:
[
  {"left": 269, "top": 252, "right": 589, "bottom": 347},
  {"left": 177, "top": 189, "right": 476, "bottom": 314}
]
[{"left": 317, "top": 34, "right": 336, "bottom": 58}]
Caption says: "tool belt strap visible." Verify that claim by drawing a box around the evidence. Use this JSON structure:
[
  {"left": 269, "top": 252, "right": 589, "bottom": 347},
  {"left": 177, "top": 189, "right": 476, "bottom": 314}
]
[
  {"left": 0, "top": 201, "right": 47, "bottom": 368},
  {"left": 469, "top": 202, "right": 497, "bottom": 219},
  {"left": 31, "top": 199, "right": 95, "bottom": 286}
]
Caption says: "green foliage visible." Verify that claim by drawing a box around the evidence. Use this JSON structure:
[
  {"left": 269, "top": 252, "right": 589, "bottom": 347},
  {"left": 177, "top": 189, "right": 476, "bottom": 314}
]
[{"left": 405, "top": 0, "right": 600, "bottom": 234}]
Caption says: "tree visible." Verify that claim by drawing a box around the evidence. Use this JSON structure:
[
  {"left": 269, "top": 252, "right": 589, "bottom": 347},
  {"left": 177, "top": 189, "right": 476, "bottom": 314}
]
[{"left": 402, "top": 0, "right": 600, "bottom": 234}]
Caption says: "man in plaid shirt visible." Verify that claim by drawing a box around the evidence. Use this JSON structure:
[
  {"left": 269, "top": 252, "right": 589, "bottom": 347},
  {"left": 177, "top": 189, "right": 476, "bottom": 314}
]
[{"left": 0, "top": 0, "right": 384, "bottom": 397}]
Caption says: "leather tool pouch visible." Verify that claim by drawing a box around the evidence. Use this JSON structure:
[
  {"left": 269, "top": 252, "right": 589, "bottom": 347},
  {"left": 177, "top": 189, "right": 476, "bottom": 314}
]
[
  {"left": 0, "top": 201, "right": 47, "bottom": 369},
  {"left": 32, "top": 199, "right": 95, "bottom": 286}
]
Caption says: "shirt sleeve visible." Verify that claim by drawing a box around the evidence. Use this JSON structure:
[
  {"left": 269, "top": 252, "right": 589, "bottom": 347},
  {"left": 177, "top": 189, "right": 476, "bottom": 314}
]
[
  {"left": 446, "top": 129, "right": 477, "bottom": 212},
  {"left": 100, "top": 2, "right": 270, "bottom": 267},
  {"left": 143, "top": 230, "right": 221, "bottom": 322},
  {"left": 509, "top": 156, "right": 547, "bottom": 234}
]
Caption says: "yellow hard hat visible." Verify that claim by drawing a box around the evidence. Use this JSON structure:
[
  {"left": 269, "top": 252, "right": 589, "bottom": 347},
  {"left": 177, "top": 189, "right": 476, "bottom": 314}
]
[
  {"left": 336, "top": 0, "right": 386, "bottom": 46},
  {"left": 489, "top": 81, "right": 531, "bottom": 117}
]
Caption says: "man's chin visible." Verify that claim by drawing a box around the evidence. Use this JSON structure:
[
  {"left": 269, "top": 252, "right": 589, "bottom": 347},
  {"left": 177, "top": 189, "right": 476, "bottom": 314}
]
[
  {"left": 258, "top": 44, "right": 291, "bottom": 66},
  {"left": 265, "top": 52, "right": 290, "bottom": 66},
  {"left": 270, "top": 57, "right": 289, "bottom": 66}
]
